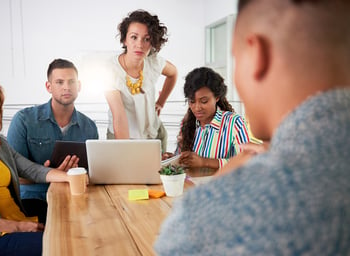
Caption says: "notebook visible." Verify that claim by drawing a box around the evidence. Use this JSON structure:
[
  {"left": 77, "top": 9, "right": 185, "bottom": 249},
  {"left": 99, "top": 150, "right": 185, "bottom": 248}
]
[
  {"left": 50, "top": 141, "right": 88, "bottom": 170},
  {"left": 86, "top": 139, "right": 162, "bottom": 184}
]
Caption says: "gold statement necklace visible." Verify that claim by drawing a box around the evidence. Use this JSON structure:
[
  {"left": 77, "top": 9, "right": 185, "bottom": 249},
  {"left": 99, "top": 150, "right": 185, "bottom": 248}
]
[{"left": 123, "top": 54, "right": 144, "bottom": 95}]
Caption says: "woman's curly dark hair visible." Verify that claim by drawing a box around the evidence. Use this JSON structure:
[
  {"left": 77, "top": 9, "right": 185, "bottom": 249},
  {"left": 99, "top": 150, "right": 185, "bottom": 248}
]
[
  {"left": 179, "top": 67, "right": 235, "bottom": 152},
  {"left": 118, "top": 10, "right": 168, "bottom": 55}
]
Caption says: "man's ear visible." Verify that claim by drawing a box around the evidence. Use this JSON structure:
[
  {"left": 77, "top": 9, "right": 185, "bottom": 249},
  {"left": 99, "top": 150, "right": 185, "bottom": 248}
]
[
  {"left": 77, "top": 80, "right": 81, "bottom": 92},
  {"left": 247, "top": 34, "right": 270, "bottom": 80},
  {"left": 45, "top": 81, "right": 52, "bottom": 93}
]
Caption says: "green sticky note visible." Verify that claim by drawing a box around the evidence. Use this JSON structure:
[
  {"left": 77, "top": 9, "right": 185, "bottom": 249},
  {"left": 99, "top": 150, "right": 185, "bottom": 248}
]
[{"left": 128, "top": 189, "right": 149, "bottom": 201}]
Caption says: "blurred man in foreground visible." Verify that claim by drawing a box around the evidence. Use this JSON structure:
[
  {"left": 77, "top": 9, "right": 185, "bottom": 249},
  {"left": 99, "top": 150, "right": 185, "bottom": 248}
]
[{"left": 155, "top": 0, "right": 350, "bottom": 254}]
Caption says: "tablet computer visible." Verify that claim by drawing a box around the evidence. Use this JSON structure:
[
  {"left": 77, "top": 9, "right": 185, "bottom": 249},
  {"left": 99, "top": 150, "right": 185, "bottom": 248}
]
[{"left": 50, "top": 141, "right": 88, "bottom": 170}]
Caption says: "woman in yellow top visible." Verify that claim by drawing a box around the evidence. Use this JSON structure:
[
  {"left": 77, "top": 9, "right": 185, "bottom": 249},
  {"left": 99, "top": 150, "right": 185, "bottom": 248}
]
[{"left": 0, "top": 86, "right": 79, "bottom": 255}]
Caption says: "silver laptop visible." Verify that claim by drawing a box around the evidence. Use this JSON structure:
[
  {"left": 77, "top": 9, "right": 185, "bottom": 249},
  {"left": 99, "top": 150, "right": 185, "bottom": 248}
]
[{"left": 86, "top": 139, "right": 162, "bottom": 184}]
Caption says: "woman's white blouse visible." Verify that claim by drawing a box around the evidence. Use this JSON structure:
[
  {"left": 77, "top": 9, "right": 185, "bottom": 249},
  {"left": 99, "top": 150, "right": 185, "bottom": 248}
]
[{"left": 106, "top": 54, "right": 166, "bottom": 139}]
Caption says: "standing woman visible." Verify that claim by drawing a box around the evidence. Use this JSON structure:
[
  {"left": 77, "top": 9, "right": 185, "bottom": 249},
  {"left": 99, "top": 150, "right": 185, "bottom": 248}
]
[
  {"left": 105, "top": 10, "right": 177, "bottom": 153},
  {"left": 177, "top": 67, "right": 250, "bottom": 170}
]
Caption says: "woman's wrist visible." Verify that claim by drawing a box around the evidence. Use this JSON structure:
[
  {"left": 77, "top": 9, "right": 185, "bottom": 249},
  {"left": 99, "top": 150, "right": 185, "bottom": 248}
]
[
  {"left": 155, "top": 101, "right": 164, "bottom": 108},
  {"left": 202, "top": 158, "right": 220, "bottom": 169},
  {"left": 155, "top": 102, "right": 163, "bottom": 115}
]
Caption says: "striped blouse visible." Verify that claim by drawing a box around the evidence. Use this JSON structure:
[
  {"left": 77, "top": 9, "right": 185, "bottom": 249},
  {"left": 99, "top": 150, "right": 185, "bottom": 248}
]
[{"left": 178, "top": 109, "right": 250, "bottom": 168}]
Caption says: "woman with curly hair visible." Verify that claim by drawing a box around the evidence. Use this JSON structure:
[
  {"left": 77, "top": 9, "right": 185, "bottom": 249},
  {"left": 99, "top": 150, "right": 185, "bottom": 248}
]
[
  {"left": 176, "top": 67, "right": 250, "bottom": 170},
  {"left": 105, "top": 10, "right": 177, "bottom": 152}
]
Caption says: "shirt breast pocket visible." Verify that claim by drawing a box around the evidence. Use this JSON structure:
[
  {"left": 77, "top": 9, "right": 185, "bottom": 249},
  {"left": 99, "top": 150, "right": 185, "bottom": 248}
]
[
  {"left": 28, "top": 137, "right": 54, "bottom": 162},
  {"left": 28, "top": 137, "right": 53, "bottom": 148}
]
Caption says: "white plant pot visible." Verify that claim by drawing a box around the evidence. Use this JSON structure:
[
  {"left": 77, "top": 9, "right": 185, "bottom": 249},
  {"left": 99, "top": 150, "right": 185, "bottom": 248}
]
[{"left": 160, "top": 173, "right": 186, "bottom": 197}]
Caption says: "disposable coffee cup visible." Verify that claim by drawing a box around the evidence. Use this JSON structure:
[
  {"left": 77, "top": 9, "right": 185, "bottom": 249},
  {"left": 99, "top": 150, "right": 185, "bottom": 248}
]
[{"left": 67, "top": 167, "right": 87, "bottom": 195}]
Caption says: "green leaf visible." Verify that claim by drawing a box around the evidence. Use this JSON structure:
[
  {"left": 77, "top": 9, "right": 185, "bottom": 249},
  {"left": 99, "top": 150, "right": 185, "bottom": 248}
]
[{"left": 159, "top": 164, "right": 185, "bottom": 175}]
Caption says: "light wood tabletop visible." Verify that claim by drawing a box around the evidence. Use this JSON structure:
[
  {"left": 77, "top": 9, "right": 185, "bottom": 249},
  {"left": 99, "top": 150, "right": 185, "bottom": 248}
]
[{"left": 43, "top": 169, "right": 215, "bottom": 256}]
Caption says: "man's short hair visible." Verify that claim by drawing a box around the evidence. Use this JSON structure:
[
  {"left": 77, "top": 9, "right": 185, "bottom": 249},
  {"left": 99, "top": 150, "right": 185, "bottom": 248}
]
[
  {"left": 47, "top": 59, "right": 78, "bottom": 79},
  {"left": 238, "top": 0, "right": 346, "bottom": 13}
]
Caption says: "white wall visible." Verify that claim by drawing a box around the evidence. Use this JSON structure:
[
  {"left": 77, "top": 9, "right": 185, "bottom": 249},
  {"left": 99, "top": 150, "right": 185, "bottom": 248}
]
[
  {"left": 0, "top": 0, "right": 211, "bottom": 104},
  {"left": 203, "top": 0, "right": 237, "bottom": 25}
]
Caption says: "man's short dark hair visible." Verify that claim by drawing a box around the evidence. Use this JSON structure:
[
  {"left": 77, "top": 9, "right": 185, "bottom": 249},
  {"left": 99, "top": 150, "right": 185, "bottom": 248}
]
[
  {"left": 47, "top": 59, "right": 78, "bottom": 79},
  {"left": 238, "top": 0, "right": 329, "bottom": 13}
]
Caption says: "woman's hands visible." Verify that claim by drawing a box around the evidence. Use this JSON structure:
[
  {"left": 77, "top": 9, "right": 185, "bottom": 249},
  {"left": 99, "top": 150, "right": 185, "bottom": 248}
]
[
  {"left": 44, "top": 155, "right": 79, "bottom": 172},
  {"left": 179, "top": 152, "right": 203, "bottom": 167},
  {"left": 179, "top": 152, "right": 219, "bottom": 169},
  {"left": 43, "top": 155, "right": 79, "bottom": 172},
  {"left": 56, "top": 155, "right": 79, "bottom": 172},
  {"left": 17, "top": 221, "right": 44, "bottom": 232},
  {"left": 155, "top": 102, "right": 163, "bottom": 116},
  {"left": 0, "top": 219, "right": 44, "bottom": 233},
  {"left": 45, "top": 155, "right": 80, "bottom": 183}
]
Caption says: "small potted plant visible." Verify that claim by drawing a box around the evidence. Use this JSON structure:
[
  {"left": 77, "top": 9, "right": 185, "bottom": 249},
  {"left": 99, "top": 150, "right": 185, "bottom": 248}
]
[{"left": 159, "top": 164, "right": 186, "bottom": 197}]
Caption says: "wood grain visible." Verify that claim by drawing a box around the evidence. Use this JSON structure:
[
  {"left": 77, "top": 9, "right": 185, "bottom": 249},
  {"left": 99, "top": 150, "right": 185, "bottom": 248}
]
[
  {"left": 43, "top": 170, "right": 213, "bottom": 255},
  {"left": 105, "top": 185, "right": 173, "bottom": 256},
  {"left": 43, "top": 183, "right": 140, "bottom": 256}
]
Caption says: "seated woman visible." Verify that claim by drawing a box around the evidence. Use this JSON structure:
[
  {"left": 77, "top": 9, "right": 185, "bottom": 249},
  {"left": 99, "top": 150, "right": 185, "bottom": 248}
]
[
  {"left": 0, "top": 86, "right": 78, "bottom": 256},
  {"left": 175, "top": 67, "right": 250, "bottom": 170}
]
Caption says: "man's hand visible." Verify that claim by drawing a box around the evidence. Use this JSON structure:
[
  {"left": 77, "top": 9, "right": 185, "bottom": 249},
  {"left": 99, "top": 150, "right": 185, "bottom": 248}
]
[{"left": 216, "top": 142, "right": 270, "bottom": 176}]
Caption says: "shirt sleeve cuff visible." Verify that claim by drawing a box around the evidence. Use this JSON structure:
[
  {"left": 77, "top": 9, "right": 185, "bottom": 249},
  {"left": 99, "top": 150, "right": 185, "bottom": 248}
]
[{"left": 218, "top": 159, "right": 229, "bottom": 169}]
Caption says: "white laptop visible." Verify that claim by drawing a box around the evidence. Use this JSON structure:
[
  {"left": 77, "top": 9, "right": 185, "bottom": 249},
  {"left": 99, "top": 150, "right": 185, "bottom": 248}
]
[{"left": 86, "top": 139, "right": 162, "bottom": 184}]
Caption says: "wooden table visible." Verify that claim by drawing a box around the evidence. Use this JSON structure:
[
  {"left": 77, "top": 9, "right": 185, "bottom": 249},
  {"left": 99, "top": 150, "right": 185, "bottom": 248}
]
[{"left": 43, "top": 169, "right": 215, "bottom": 256}]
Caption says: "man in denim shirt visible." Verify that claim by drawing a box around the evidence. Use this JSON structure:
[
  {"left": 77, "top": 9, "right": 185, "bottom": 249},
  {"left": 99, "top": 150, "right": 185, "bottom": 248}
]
[{"left": 7, "top": 59, "right": 98, "bottom": 204}]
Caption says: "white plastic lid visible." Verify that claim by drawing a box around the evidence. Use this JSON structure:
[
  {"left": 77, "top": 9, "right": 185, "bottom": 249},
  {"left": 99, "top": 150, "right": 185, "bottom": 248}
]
[{"left": 67, "top": 167, "right": 87, "bottom": 175}]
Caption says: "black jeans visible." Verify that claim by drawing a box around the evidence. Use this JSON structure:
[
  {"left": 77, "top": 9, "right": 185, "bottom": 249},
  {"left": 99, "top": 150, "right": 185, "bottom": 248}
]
[
  {"left": 0, "top": 232, "right": 42, "bottom": 256},
  {"left": 21, "top": 198, "right": 47, "bottom": 224}
]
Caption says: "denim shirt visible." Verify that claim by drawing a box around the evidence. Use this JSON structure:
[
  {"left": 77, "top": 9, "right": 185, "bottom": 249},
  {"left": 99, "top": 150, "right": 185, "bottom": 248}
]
[{"left": 7, "top": 99, "right": 98, "bottom": 200}]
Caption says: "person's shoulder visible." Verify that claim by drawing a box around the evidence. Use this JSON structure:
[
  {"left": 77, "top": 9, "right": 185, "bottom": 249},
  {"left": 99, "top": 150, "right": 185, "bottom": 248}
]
[
  {"left": 12, "top": 102, "right": 48, "bottom": 120},
  {"left": 0, "top": 135, "right": 12, "bottom": 152},
  {"left": 223, "top": 111, "right": 246, "bottom": 124},
  {"left": 75, "top": 111, "right": 96, "bottom": 124},
  {"left": 0, "top": 134, "right": 6, "bottom": 142},
  {"left": 146, "top": 53, "right": 164, "bottom": 62},
  {"left": 145, "top": 54, "right": 166, "bottom": 71},
  {"left": 218, "top": 110, "right": 242, "bottom": 123},
  {"left": 75, "top": 112, "right": 93, "bottom": 122}
]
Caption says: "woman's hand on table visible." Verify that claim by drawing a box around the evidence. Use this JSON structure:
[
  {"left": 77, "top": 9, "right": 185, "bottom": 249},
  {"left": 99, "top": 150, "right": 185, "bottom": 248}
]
[
  {"left": 0, "top": 219, "right": 44, "bottom": 233},
  {"left": 179, "top": 151, "right": 203, "bottom": 168},
  {"left": 56, "top": 155, "right": 79, "bottom": 172}
]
